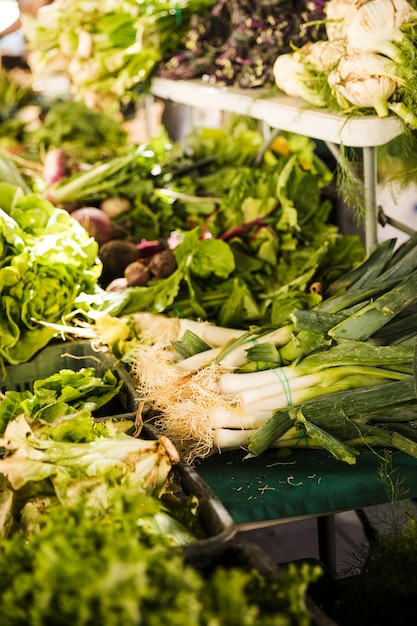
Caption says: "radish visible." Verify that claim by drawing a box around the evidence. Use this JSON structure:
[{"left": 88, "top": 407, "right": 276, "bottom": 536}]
[
  {"left": 70, "top": 207, "right": 115, "bottom": 245},
  {"left": 43, "top": 147, "right": 68, "bottom": 185}
]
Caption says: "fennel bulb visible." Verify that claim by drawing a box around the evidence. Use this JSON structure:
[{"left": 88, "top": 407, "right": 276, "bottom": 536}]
[
  {"left": 302, "top": 39, "right": 347, "bottom": 72},
  {"left": 273, "top": 52, "right": 326, "bottom": 106},
  {"left": 325, "top": 0, "right": 367, "bottom": 41},
  {"left": 346, "top": 0, "right": 417, "bottom": 61},
  {"left": 328, "top": 51, "right": 401, "bottom": 116}
]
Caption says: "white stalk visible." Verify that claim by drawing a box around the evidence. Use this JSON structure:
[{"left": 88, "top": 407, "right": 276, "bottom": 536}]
[
  {"left": 219, "top": 365, "right": 299, "bottom": 394},
  {"left": 177, "top": 319, "right": 246, "bottom": 347},
  {"left": 174, "top": 326, "right": 292, "bottom": 372},
  {"left": 130, "top": 312, "right": 245, "bottom": 347},
  {"left": 212, "top": 428, "right": 255, "bottom": 451},
  {"left": 238, "top": 372, "right": 326, "bottom": 408},
  {"left": 212, "top": 425, "right": 305, "bottom": 452},
  {"left": 207, "top": 404, "right": 273, "bottom": 430},
  {"left": 173, "top": 347, "right": 223, "bottom": 372}
]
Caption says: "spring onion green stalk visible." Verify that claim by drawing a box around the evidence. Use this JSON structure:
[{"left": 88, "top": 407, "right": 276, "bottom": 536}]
[
  {"left": 329, "top": 268, "right": 417, "bottom": 341},
  {"left": 295, "top": 412, "right": 359, "bottom": 464},
  {"left": 326, "top": 237, "right": 397, "bottom": 295}
]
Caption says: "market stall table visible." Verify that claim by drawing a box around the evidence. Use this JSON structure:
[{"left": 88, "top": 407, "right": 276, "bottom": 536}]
[{"left": 196, "top": 447, "right": 417, "bottom": 572}]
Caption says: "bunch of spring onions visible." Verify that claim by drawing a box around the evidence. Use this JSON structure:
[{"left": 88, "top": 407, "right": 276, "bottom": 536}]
[
  {"left": 273, "top": 0, "right": 417, "bottom": 127},
  {"left": 125, "top": 233, "right": 417, "bottom": 464}
]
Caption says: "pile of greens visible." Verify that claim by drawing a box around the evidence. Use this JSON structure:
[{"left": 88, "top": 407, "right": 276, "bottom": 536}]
[
  {"left": 0, "top": 365, "right": 124, "bottom": 435},
  {"left": 69, "top": 124, "right": 364, "bottom": 328},
  {"left": 0, "top": 482, "right": 321, "bottom": 626},
  {"left": 0, "top": 183, "right": 101, "bottom": 366}
]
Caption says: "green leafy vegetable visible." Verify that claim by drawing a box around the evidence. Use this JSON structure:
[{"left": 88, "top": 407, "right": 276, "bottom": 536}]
[
  {"left": 0, "top": 366, "right": 124, "bottom": 434},
  {"left": 0, "top": 183, "right": 101, "bottom": 366},
  {"left": 0, "top": 490, "right": 321, "bottom": 626}
]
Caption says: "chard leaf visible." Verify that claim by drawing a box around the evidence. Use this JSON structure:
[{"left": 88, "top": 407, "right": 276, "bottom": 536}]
[{"left": 189, "top": 237, "right": 235, "bottom": 279}]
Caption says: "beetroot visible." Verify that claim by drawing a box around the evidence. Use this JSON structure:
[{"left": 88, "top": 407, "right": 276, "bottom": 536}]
[
  {"left": 124, "top": 261, "right": 151, "bottom": 286},
  {"left": 148, "top": 250, "right": 177, "bottom": 278},
  {"left": 98, "top": 239, "right": 140, "bottom": 286}
]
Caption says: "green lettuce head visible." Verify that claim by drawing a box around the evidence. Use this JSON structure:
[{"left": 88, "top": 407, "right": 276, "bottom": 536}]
[{"left": 0, "top": 183, "right": 102, "bottom": 365}]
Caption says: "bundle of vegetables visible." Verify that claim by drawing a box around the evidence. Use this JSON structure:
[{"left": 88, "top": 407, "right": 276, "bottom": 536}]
[
  {"left": 40, "top": 122, "right": 364, "bottom": 328},
  {"left": 156, "top": 0, "right": 327, "bottom": 88},
  {"left": 121, "top": 233, "right": 417, "bottom": 464},
  {"left": 0, "top": 182, "right": 101, "bottom": 366},
  {"left": 272, "top": 0, "right": 417, "bottom": 127},
  {"left": 21, "top": 0, "right": 216, "bottom": 112}
]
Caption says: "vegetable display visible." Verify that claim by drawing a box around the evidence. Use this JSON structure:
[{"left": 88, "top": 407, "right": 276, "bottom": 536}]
[
  {"left": 49, "top": 122, "right": 363, "bottom": 329},
  {"left": 272, "top": 0, "right": 417, "bottom": 127}
]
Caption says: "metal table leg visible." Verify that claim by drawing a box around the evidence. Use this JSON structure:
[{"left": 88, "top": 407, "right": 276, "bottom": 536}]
[
  {"left": 363, "top": 146, "right": 378, "bottom": 251},
  {"left": 317, "top": 514, "right": 337, "bottom": 574}
]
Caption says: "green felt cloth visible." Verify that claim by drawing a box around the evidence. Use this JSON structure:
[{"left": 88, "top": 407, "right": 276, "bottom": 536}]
[{"left": 196, "top": 448, "right": 417, "bottom": 525}]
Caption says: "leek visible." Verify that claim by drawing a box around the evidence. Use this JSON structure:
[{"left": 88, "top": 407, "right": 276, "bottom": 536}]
[{"left": 247, "top": 376, "right": 417, "bottom": 457}]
